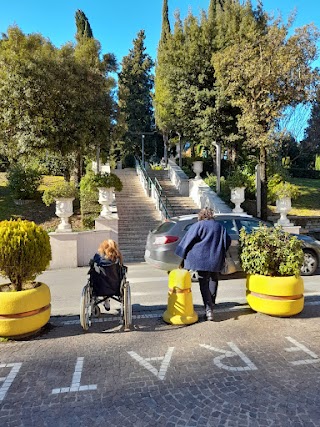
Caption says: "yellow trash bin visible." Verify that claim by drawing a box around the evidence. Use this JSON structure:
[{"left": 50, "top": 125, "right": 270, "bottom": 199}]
[{"left": 163, "top": 269, "right": 198, "bottom": 325}]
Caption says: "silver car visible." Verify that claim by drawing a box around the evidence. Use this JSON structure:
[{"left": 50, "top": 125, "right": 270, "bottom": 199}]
[{"left": 145, "top": 213, "right": 320, "bottom": 276}]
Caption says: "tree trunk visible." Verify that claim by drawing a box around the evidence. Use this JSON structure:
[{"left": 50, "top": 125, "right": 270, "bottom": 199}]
[{"left": 260, "top": 146, "right": 268, "bottom": 221}]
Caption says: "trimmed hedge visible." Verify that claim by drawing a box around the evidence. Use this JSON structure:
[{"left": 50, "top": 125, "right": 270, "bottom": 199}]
[{"left": 289, "top": 168, "right": 320, "bottom": 179}]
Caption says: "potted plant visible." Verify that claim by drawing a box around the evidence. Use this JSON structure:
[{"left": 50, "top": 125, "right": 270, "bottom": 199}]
[
  {"left": 239, "top": 224, "right": 305, "bottom": 317},
  {"left": 272, "top": 181, "right": 300, "bottom": 225},
  {"left": 42, "top": 181, "right": 78, "bottom": 232},
  {"left": 92, "top": 173, "right": 123, "bottom": 218},
  {"left": 0, "top": 218, "right": 52, "bottom": 337},
  {"left": 191, "top": 156, "right": 204, "bottom": 180},
  {"left": 226, "top": 169, "right": 250, "bottom": 213},
  {"left": 92, "top": 172, "right": 123, "bottom": 192}
]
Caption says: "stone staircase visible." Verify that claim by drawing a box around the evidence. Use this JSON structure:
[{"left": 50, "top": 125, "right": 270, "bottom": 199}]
[
  {"left": 114, "top": 168, "right": 201, "bottom": 263},
  {"left": 114, "top": 169, "right": 161, "bottom": 263},
  {"left": 147, "top": 169, "right": 199, "bottom": 217}
]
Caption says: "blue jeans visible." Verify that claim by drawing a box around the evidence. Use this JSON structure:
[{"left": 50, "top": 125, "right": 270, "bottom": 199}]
[{"left": 197, "top": 271, "right": 219, "bottom": 311}]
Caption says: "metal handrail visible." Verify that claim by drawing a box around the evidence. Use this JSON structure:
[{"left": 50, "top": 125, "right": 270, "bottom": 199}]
[
  {"left": 135, "top": 158, "right": 175, "bottom": 219},
  {"left": 154, "top": 177, "right": 162, "bottom": 195}
]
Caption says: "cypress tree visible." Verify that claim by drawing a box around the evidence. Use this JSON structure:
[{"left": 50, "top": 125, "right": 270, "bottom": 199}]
[
  {"left": 117, "top": 30, "right": 155, "bottom": 159},
  {"left": 75, "top": 9, "right": 93, "bottom": 42}
]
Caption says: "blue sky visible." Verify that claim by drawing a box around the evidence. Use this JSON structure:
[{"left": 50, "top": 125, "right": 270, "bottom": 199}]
[{"left": 0, "top": 0, "right": 319, "bottom": 66}]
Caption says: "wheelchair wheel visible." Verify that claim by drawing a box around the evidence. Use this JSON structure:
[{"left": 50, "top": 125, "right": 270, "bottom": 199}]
[
  {"left": 80, "top": 283, "right": 92, "bottom": 330},
  {"left": 122, "top": 281, "right": 132, "bottom": 331}
]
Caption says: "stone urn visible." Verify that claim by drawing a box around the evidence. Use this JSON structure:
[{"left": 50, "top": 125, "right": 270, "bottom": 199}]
[
  {"left": 276, "top": 196, "right": 292, "bottom": 226},
  {"left": 55, "top": 198, "right": 74, "bottom": 232},
  {"left": 231, "top": 187, "right": 245, "bottom": 213},
  {"left": 192, "top": 161, "right": 203, "bottom": 180},
  {"left": 98, "top": 187, "right": 114, "bottom": 218}
]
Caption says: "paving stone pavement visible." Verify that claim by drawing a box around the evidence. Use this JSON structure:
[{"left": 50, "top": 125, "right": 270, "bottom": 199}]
[{"left": 0, "top": 301, "right": 320, "bottom": 427}]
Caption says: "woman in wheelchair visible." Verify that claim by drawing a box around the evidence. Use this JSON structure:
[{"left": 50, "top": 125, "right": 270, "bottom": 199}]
[
  {"left": 80, "top": 239, "right": 132, "bottom": 331},
  {"left": 91, "top": 239, "right": 124, "bottom": 311}
]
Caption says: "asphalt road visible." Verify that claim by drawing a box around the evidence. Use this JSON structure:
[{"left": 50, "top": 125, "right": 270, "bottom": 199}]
[{"left": 1, "top": 263, "right": 320, "bottom": 426}]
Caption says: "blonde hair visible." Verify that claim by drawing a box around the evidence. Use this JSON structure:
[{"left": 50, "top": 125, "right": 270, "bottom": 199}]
[
  {"left": 98, "top": 239, "right": 123, "bottom": 264},
  {"left": 198, "top": 207, "right": 215, "bottom": 221}
]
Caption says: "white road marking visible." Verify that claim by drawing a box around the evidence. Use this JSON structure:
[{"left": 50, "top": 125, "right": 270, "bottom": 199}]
[
  {"left": 128, "top": 347, "right": 174, "bottom": 380},
  {"left": 200, "top": 342, "right": 258, "bottom": 372},
  {"left": 285, "top": 336, "right": 320, "bottom": 365},
  {"left": 51, "top": 357, "right": 97, "bottom": 394},
  {"left": 0, "top": 363, "right": 22, "bottom": 401}
]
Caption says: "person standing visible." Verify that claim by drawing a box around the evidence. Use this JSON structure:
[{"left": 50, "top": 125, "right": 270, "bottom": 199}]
[{"left": 175, "top": 208, "right": 231, "bottom": 321}]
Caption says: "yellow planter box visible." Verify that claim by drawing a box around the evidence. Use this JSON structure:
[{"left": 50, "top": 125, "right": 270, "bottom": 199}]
[
  {"left": 246, "top": 274, "right": 304, "bottom": 317},
  {"left": 0, "top": 283, "right": 51, "bottom": 337}
]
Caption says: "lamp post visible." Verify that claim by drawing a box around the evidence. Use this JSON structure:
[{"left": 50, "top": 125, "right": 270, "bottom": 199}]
[
  {"left": 141, "top": 134, "right": 145, "bottom": 166},
  {"left": 214, "top": 142, "right": 221, "bottom": 194}
]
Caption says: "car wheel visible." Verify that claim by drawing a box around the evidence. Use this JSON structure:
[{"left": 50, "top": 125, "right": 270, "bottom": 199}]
[{"left": 301, "top": 249, "right": 318, "bottom": 276}]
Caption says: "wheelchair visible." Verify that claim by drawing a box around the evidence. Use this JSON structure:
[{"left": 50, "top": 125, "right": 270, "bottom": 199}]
[{"left": 80, "top": 260, "right": 132, "bottom": 331}]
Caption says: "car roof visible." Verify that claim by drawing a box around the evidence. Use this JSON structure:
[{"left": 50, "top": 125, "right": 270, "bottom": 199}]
[{"left": 170, "top": 212, "right": 253, "bottom": 222}]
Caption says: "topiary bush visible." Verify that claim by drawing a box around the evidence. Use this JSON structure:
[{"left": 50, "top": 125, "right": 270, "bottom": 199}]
[
  {"left": 239, "top": 224, "right": 304, "bottom": 277},
  {"left": 79, "top": 170, "right": 100, "bottom": 229},
  {"left": 0, "top": 219, "right": 52, "bottom": 291},
  {"left": 42, "top": 181, "right": 78, "bottom": 206},
  {"left": 92, "top": 172, "right": 123, "bottom": 192},
  {"left": 7, "top": 164, "right": 42, "bottom": 200}
]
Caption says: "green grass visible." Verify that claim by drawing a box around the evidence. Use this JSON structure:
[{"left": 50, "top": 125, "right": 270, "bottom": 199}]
[{"left": 0, "top": 173, "right": 79, "bottom": 230}]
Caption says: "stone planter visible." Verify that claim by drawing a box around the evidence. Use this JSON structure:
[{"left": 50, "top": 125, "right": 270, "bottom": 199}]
[
  {"left": 98, "top": 187, "right": 114, "bottom": 218},
  {"left": 231, "top": 187, "right": 245, "bottom": 213},
  {"left": 0, "top": 283, "right": 51, "bottom": 337},
  {"left": 192, "top": 161, "right": 203, "bottom": 180},
  {"left": 55, "top": 198, "right": 74, "bottom": 232},
  {"left": 276, "top": 196, "right": 292, "bottom": 226},
  {"left": 246, "top": 274, "right": 304, "bottom": 317}
]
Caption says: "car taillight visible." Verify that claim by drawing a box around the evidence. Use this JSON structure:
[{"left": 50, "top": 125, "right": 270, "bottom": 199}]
[{"left": 154, "top": 235, "right": 179, "bottom": 245}]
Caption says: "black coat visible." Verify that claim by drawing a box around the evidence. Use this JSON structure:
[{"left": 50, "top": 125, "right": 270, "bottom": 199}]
[{"left": 90, "top": 253, "right": 122, "bottom": 296}]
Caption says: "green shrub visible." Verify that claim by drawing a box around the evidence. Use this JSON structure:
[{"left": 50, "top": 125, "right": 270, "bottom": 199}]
[
  {"left": 268, "top": 175, "right": 300, "bottom": 203},
  {"left": 0, "top": 219, "right": 52, "bottom": 291},
  {"left": 239, "top": 224, "right": 304, "bottom": 277},
  {"left": 123, "top": 154, "right": 135, "bottom": 168},
  {"left": 42, "top": 181, "right": 78, "bottom": 206},
  {"left": 7, "top": 164, "right": 42, "bottom": 200},
  {"left": 225, "top": 168, "right": 250, "bottom": 189},
  {"left": 79, "top": 171, "right": 100, "bottom": 229},
  {"left": 92, "top": 173, "right": 123, "bottom": 192}
]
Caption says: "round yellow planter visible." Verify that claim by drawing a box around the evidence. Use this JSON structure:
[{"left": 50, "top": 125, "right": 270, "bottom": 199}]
[
  {"left": 246, "top": 274, "right": 304, "bottom": 317},
  {"left": 0, "top": 283, "right": 51, "bottom": 337}
]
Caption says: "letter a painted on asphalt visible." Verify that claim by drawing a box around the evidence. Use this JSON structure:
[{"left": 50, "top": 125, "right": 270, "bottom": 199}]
[
  {"left": 127, "top": 347, "right": 174, "bottom": 380},
  {"left": 200, "top": 342, "right": 258, "bottom": 371}
]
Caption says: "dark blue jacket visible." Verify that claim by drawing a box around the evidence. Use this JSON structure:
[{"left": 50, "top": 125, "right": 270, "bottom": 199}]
[{"left": 175, "top": 219, "right": 231, "bottom": 272}]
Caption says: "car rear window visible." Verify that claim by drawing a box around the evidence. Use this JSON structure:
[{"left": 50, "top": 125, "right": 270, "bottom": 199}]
[
  {"left": 153, "top": 221, "right": 176, "bottom": 234},
  {"left": 215, "top": 219, "right": 237, "bottom": 235}
]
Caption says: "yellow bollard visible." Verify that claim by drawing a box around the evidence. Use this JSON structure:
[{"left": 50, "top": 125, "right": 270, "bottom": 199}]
[{"left": 163, "top": 269, "right": 198, "bottom": 325}]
